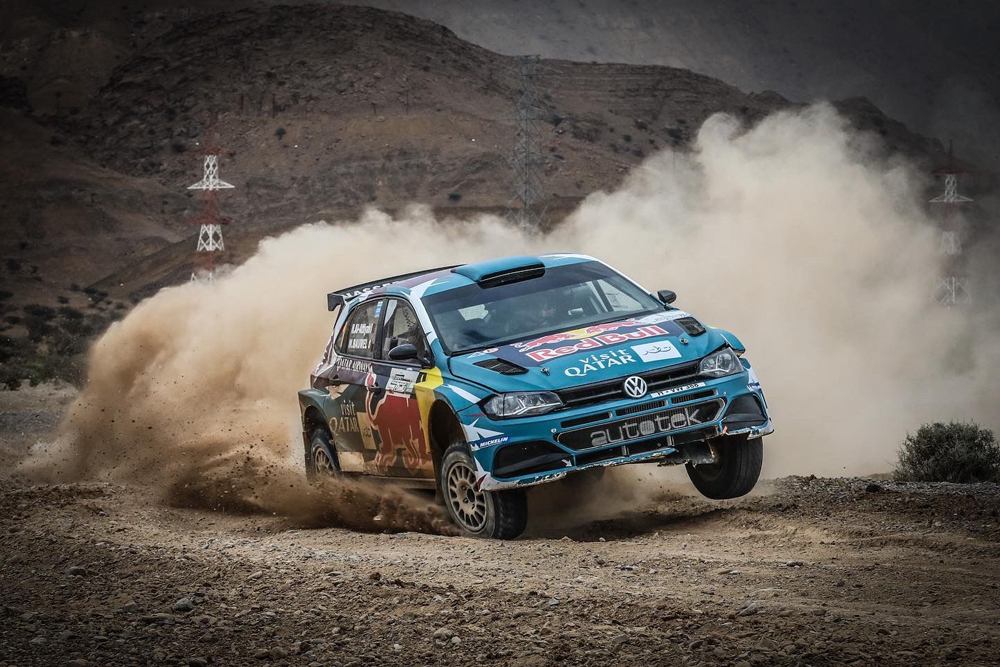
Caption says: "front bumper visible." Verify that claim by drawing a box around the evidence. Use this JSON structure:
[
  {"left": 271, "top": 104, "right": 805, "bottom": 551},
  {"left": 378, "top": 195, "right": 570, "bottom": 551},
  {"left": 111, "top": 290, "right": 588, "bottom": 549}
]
[{"left": 464, "top": 367, "right": 773, "bottom": 491}]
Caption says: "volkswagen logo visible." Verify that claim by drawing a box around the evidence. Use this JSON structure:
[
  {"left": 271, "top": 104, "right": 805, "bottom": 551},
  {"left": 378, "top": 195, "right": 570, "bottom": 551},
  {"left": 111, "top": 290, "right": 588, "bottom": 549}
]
[{"left": 623, "top": 375, "right": 648, "bottom": 399}]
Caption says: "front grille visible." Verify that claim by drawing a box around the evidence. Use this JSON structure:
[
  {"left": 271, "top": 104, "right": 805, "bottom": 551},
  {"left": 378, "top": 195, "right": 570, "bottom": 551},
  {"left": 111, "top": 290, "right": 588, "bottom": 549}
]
[
  {"left": 672, "top": 389, "right": 715, "bottom": 404},
  {"left": 616, "top": 399, "right": 667, "bottom": 417},
  {"left": 560, "top": 412, "right": 610, "bottom": 429},
  {"left": 556, "top": 360, "right": 701, "bottom": 410},
  {"left": 556, "top": 399, "right": 724, "bottom": 451},
  {"left": 474, "top": 358, "right": 528, "bottom": 375}
]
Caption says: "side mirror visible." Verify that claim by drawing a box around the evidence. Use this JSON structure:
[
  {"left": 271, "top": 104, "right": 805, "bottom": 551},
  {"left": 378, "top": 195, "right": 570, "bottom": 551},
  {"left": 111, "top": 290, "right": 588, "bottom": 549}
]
[
  {"left": 657, "top": 289, "right": 677, "bottom": 305},
  {"left": 388, "top": 343, "right": 433, "bottom": 367},
  {"left": 388, "top": 343, "right": 419, "bottom": 361}
]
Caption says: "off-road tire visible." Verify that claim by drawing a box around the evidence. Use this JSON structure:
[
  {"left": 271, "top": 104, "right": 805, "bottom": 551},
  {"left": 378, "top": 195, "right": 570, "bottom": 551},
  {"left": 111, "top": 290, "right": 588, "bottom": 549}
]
[
  {"left": 686, "top": 433, "right": 762, "bottom": 500},
  {"left": 306, "top": 428, "right": 340, "bottom": 482},
  {"left": 440, "top": 444, "right": 527, "bottom": 539}
]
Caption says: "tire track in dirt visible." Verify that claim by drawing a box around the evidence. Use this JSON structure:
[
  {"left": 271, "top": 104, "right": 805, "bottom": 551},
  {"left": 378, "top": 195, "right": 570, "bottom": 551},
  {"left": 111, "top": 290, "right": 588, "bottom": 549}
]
[{"left": 2, "top": 476, "right": 999, "bottom": 666}]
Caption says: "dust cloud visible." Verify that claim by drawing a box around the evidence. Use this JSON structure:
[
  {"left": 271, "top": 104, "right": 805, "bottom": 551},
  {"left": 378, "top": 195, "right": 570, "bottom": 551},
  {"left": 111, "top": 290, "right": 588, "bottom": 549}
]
[{"left": 23, "top": 104, "right": 999, "bottom": 522}]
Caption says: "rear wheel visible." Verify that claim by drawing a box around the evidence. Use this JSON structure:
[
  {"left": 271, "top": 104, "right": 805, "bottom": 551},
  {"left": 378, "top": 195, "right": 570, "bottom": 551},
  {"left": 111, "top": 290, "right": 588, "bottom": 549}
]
[
  {"left": 307, "top": 428, "right": 339, "bottom": 482},
  {"left": 686, "top": 434, "right": 762, "bottom": 499},
  {"left": 440, "top": 444, "right": 527, "bottom": 539}
]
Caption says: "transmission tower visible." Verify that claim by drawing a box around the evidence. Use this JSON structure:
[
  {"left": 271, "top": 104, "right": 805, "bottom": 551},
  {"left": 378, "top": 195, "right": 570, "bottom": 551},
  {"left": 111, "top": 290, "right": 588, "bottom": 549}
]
[
  {"left": 188, "top": 124, "right": 234, "bottom": 282},
  {"left": 929, "top": 141, "right": 972, "bottom": 306},
  {"left": 505, "top": 55, "right": 551, "bottom": 229}
]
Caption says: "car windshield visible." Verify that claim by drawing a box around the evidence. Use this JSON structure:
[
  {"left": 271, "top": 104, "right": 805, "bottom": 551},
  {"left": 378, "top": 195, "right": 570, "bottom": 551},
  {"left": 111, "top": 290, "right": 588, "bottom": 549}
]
[{"left": 422, "top": 261, "right": 663, "bottom": 354}]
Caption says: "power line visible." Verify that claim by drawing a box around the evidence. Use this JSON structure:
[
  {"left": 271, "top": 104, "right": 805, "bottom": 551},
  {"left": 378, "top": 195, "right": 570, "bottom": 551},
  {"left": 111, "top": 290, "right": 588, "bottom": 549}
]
[
  {"left": 505, "top": 55, "right": 553, "bottom": 229},
  {"left": 929, "top": 141, "right": 972, "bottom": 307},
  {"left": 188, "top": 123, "right": 235, "bottom": 283}
]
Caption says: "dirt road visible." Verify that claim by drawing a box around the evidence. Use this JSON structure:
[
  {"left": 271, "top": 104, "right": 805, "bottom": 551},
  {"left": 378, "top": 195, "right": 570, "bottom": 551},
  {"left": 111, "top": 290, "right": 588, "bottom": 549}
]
[
  {"left": 2, "top": 385, "right": 1000, "bottom": 666},
  {"left": 2, "top": 470, "right": 999, "bottom": 667}
]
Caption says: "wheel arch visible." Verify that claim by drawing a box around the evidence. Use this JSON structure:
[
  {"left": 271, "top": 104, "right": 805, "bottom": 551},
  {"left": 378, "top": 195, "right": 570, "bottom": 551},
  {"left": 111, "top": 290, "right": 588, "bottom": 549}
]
[
  {"left": 428, "top": 400, "right": 467, "bottom": 479},
  {"left": 300, "top": 400, "right": 334, "bottom": 474},
  {"left": 302, "top": 405, "right": 328, "bottom": 436}
]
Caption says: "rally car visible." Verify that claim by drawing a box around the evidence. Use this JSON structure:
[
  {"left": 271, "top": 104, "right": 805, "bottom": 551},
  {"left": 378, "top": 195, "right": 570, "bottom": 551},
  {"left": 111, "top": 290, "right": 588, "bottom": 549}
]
[{"left": 299, "top": 254, "right": 773, "bottom": 539}]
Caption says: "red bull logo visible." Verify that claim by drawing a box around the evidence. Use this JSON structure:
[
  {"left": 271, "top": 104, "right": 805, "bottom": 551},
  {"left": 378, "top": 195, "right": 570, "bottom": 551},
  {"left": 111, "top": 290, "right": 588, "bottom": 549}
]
[
  {"left": 515, "top": 319, "right": 643, "bottom": 353},
  {"left": 524, "top": 325, "right": 669, "bottom": 362}
]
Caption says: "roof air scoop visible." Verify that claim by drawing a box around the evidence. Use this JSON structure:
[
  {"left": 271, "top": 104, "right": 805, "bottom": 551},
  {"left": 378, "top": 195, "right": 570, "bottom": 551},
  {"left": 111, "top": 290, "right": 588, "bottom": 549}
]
[{"left": 453, "top": 256, "right": 545, "bottom": 288}]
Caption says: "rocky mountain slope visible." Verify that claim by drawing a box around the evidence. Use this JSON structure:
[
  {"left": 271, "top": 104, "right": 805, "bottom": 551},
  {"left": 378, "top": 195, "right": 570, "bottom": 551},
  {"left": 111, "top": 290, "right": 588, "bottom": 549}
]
[
  {"left": 2, "top": 4, "right": 952, "bottom": 298},
  {"left": 0, "top": 2, "right": 965, "bottom": 387}
]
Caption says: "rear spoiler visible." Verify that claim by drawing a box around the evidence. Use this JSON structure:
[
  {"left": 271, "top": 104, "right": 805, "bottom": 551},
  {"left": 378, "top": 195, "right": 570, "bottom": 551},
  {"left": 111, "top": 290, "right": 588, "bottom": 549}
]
[{"left": 326, "top": 265, "right": 460, "bottom": 311}]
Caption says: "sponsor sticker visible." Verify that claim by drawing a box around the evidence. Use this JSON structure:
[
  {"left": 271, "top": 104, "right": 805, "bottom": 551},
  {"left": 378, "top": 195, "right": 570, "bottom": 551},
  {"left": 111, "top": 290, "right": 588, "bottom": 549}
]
[
  {"left": 469, "top": 435, "right": 510, "bottom": 451},
  {"left": 587, "top": 403, "right": 715, "bottom": 448},
  {"left": 523, "top": 325, "right": 671, "bottom": 362},
  {"left": 631, "top": 340, "right": 682, "bottom": 362},
  {"left": 515, "top": 319, "right": 644, "bottom": 353},
  {"left": 563, "top": 349, "right": 637, "bottom": 377},
  {"left": 639, "top": 310, "right": 692, "bottom": 324},
  {"left": 335, "top": 357, "right": 374, "bottom": 374},
  {"left": 386, "top": 368, "right": 419, "bottom": 397}
]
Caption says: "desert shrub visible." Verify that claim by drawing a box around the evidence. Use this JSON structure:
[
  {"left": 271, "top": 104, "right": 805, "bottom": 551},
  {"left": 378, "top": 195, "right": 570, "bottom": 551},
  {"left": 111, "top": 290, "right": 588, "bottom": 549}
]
[
  {"left": 59, "top": 306, "right": 83, "bottom": 319},
  {"left": 569, "top": 123, "right": 600, "bottom": 143},
  {"left": 21, "top": 304, "right": 56, "bottom": 342},
  {"left": 894, "top": 422, "right": 1000, "bottom": 483},
  {"left": 0, "top": 335, "right": 29, "bottom": 389},
  {"left": 23, "top": 304, "right": 56, "bottom": 319}
]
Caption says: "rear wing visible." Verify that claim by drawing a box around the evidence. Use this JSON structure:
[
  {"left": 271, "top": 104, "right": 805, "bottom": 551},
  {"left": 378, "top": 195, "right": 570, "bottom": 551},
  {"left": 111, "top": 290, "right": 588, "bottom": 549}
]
[{"left": 326, "top": 265, "right": 460, "bottom": 311}]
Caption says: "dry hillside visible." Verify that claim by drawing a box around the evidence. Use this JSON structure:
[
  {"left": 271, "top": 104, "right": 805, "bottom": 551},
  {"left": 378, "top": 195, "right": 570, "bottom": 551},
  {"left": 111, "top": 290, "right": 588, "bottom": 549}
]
[{"left": 0, "top": 2, "right": 964, "bottom": 387}]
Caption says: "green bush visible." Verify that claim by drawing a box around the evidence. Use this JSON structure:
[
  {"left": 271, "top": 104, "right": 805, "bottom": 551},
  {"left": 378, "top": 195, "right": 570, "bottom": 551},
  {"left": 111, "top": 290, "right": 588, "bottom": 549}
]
[{"left": 894, "top": 422, "right": 1000, "bottom": 483}]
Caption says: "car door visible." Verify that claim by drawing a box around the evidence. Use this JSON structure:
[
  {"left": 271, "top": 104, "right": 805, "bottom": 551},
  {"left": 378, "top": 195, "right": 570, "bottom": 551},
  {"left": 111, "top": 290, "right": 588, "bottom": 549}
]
[
  {"left": 363, "top": 298, "right": 435, "bottom": 479},
  {"left": 327, "top": 297, "right": 384, "bottom": 473}
]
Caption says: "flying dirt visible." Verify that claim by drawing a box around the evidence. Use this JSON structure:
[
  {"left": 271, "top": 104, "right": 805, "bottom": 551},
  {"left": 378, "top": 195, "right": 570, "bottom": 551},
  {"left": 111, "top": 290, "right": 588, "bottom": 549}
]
[
  {"left": 20, "top": 105, "right": 999, "bottom": 513},
  {"left": 4, "top": 104, "right": 1000, "bottom": 667}
]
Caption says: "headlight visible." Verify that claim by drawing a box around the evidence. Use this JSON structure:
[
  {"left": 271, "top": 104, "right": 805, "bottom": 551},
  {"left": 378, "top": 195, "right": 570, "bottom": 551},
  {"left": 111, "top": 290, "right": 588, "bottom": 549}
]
[
  {"left": 482, "top": 392, "right": 563, "bottom": 419},
  {"left": 699, "top": 348, "right": 743, "bottom": 378}
]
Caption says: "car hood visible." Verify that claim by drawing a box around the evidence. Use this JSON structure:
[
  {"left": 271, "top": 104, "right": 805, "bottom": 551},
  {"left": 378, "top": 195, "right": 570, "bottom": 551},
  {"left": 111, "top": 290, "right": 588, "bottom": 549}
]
[{"left": 448, "top": 311, "right": 734, "bottom": 393}]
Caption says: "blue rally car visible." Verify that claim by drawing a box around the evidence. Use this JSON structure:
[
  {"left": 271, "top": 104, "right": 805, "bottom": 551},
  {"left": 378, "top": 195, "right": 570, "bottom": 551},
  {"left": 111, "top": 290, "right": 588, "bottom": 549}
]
[{"left": 299, "top": 254, "right": 773, "bottom": 538}]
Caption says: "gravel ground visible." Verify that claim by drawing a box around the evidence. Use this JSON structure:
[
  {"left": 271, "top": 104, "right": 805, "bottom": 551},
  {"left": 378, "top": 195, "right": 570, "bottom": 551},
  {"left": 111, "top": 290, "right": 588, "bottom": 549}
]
[
  {"left": 2, "top": 385, "right": 999, "bottom": 666},
  {"left": 1, "top": 474, "right": 999, "bottom": 667}
]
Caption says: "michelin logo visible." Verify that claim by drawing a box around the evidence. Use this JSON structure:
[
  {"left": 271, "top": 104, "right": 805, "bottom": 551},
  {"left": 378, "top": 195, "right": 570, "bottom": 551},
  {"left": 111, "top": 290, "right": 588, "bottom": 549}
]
[{"left": 470, "top": 435, "right": 510, "bottom": 451}]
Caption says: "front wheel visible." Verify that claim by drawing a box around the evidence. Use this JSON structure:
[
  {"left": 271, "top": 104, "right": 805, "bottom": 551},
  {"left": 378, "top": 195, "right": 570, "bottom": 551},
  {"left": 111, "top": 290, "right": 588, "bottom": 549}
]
[
  {"left": 307, "top": 428, "right": 340, "bottom": 482},
  {"left": 686, "top": 434, "right": 762, "bottom": 499},
  {"left": 440, "top": 444, "right": 527, "bottom": 539}
]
